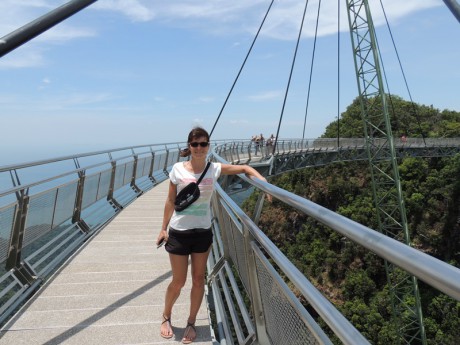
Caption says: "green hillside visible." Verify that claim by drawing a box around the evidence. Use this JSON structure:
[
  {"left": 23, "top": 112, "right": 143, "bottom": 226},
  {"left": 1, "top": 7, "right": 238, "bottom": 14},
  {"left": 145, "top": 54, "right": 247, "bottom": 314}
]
[{"left": 244, "top": 96, "right": 460, "bottom": 344}]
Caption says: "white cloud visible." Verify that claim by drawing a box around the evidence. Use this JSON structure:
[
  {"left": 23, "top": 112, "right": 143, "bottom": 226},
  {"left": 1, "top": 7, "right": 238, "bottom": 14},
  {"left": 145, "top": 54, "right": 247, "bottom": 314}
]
[
  {"left": 248, "top": 91, "right": 282, "bottom": 101},
  {"left": 49, "top": 92, "right": 114, "bottom": 108},
  {"left": 197, "top": 96, "right": 214, "bottom": 103},
  {"left": 0, "top": 0, "right": 442, "bottom": 69},
  {"left": 38, "top": 77, "right": 51, "bottom": 90},
  {"left": 0, "top": 45, "right": 45, "bottom": 69},
  {"left": 93, "top": 0, "right": 441, "bottom": 39},
  {"left": 93, "top": 0, "right": 155, "bottom": 22}
]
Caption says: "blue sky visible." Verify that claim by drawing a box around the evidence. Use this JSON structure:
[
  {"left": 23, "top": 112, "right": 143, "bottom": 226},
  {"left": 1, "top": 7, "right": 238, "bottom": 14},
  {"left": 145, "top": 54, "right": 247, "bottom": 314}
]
[{"left": 1, "top": 0, "right": 459, "bottom": 165}]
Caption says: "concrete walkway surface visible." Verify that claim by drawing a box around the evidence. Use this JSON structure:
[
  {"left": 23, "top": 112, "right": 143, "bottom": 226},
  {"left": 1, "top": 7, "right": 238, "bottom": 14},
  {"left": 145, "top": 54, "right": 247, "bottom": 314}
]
[{"left": 0, "top": 181, "right": 215, "bottom": 345}]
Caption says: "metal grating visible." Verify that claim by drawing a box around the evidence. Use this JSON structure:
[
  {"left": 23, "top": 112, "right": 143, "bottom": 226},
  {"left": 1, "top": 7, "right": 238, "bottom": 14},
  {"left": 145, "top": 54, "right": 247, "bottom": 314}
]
[
  {"left": 254, "top": 252, "right": 320, "bottom": 345},
  {"left": 154, "top": 153, "right": 166, "bottom": 172},
  {"left": 143, "top": 156, "right": 152, "bottom": 176},
  {"left": 24, "top": 190, "right": 56, "bottom": 247},
  {"left": 52, "top": 181, "right": 78, "bottom": 227},
  {"left": 136, "top": 157, "right": 147, "bottom": 179},
  {"left": 167, "top": 151, "right": 179, "bottom": 166},
  {"left": 123, "top": 161, "right": 134, "bottom": 185},
  {"left": 82, "top": 173, "right": 100, "bottom": 209},
  {"left": 97, "top": 169, "right": 111, "bottom": 200},
  {"left": 0, "top": 204, "right": 16, "bottom": 263},
  {"left": 231, "top": 222, "right": 250, "bottom": 296},
  {"left": 114, "top": 164, "right": 126, "bottom": 191}
]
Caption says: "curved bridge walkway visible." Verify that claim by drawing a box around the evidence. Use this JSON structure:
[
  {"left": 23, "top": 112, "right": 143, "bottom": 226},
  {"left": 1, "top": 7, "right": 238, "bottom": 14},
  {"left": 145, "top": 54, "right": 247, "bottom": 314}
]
[{"left": 0, "top": 181, "right": 214, "bottom": 345}]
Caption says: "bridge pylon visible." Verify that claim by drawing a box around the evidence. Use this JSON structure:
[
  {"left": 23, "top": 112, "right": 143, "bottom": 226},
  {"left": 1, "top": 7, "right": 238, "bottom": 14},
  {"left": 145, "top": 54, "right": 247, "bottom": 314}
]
[{"left": 345, "top": 1, "right": 426, "bottom": 344}]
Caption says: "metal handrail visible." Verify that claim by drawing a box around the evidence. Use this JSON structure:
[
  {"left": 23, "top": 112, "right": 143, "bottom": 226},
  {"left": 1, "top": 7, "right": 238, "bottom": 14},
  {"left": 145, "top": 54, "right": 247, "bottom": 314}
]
[
  {"left": 213, "top": 183, "right": 370, "bottom": 344},
  {"left": 209, "top": 140, "right": 460, "bottom": 344},
  {"left": 212, "top": 146, "right": 460, "bottom": 300}
]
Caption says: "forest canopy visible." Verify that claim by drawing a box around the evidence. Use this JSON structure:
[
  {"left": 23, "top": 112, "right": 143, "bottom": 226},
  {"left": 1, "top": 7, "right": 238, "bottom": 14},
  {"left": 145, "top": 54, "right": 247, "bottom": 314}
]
[{"left": 244, "top": 95, "right": 460, "bottom": 344}]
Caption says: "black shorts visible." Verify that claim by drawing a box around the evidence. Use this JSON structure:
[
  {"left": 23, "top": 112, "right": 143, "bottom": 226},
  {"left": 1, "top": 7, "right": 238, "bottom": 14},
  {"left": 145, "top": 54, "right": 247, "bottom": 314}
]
[{"left": 165, "top": 227, "right": 213, "bottom": 255}]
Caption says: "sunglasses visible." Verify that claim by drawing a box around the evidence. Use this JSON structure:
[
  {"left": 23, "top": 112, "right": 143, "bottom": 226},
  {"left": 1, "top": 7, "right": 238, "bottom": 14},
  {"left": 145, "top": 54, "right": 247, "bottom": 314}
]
[{"left": 189, "top": 142, "right": 210, "bottom": 148}]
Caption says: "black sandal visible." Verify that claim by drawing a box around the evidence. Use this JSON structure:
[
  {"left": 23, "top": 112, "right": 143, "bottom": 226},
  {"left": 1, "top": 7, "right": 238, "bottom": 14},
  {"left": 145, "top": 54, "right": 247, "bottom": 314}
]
[
  {"left": 160, "top": 314, "right": 174, "bottom": 339},
  {"left": 182, "top": 321, "right": 196, "bottom": 344}
]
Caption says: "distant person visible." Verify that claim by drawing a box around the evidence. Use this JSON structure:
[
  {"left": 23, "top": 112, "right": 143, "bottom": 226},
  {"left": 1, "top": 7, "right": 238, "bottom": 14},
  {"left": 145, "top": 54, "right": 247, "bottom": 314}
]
[
  {"left": 401, "top": 135, "right": 407, "bottom": 144},
  {"left": 157, "top": 126, "right": 270, "bottom": 343},
  {"left": 253, "top": 134, "right": 260, "bottom": 155},
  {"left": 255, "top": 133, "right": 264, "bottom": 155},
  {"left": 266, "top": 134, "right": 275, "bottom": 149},
  {"left": 259, "top": 133, "right": 265, "bottom": 147}
]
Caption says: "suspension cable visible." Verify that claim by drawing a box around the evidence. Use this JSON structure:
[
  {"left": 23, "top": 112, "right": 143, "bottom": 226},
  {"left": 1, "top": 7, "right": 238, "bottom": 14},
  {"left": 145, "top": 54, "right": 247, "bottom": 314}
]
[
  {"left": 272, "top": 0, "right": 310, "bottom": 153},
  {"left": 379, "top": 0, "right": 427, "bottom": 145},
  {"left": 209, "top": 0, "right": 275, "bottom": 137},
  {"left": 302, "top": 0, "right": 321, "bottom": 139},
  {"left": 301, "top": 0, "right": 323, "bottom": 140},
  {"left": 337, "top": 0, "right": 341, "bottom": 146}
]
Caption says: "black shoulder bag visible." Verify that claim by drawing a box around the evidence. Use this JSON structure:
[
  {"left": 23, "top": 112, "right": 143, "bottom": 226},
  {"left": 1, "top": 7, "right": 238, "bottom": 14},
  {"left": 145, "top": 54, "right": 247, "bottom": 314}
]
[{"left": 174, "top": 162, "right": 211, "bottom": 212}]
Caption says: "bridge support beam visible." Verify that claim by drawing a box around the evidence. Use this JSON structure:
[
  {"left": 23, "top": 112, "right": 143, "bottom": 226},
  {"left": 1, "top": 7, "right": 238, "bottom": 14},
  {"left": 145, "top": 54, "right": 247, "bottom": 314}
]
[{"left": 0, "top": 0, "right": 98, "bottom": 58}]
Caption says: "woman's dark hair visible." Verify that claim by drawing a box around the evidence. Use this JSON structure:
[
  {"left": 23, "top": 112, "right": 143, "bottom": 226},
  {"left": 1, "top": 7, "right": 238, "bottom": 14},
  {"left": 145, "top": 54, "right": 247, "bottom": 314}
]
[
  {"left": 180, "top": 127, "right": 210, "bottom": 157},
  {"left": 187, "top": 127, "right": 210, "bottom": 143}
]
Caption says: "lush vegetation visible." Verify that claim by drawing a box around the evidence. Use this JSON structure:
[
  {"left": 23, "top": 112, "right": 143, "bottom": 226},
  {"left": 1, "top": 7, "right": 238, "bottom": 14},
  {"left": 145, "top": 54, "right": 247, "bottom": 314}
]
[
  {"left": 322, "top": 95, "right": 460, "bottom": 139},
  {"left": 243, "top": 96, "right": 460, "bottom": 344}
]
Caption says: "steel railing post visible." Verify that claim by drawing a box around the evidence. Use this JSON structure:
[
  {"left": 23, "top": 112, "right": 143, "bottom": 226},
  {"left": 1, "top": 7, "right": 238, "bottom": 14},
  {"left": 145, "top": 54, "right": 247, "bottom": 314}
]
[
  {"left": 107, "top": 161, "right": 123, "bottom": 210},
  {"left": 148, "top": 149, "right": 157, "bottom": 185},
  {"left": 130, "top": 154, "right": 143, "bottom": 195},
  {"left": 72, "top": 170, "right": 90, "bottom": 232},
  {"left": 163, "top": 146, "right": 170, "bottom": 177},
  {"left": 6, "top": 193, "right": 37, "bottom": 285},
  {"left": 6, "top": 194, "right": 26, "bottom": 269}
]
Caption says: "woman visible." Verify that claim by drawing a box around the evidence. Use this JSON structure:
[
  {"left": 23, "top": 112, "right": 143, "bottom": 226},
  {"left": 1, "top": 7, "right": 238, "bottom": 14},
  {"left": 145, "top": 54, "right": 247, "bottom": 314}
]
[{"left": 157, "top": 127, "right": 269, "bottom": 344}]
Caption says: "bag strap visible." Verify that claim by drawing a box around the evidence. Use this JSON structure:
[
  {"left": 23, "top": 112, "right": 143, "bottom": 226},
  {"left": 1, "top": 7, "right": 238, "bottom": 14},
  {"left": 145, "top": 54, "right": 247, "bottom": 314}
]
[{"left": 196, "top": 162, "right": 211, "bottom": 185}]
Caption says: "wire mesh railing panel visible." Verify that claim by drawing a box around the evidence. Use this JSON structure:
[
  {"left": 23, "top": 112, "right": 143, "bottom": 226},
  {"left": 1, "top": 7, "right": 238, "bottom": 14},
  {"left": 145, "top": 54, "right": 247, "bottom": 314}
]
[
  {"left": 114, "top": 163, "right": 126, "bottom": 190},
  {"left": 136, "top": 157, "right": 147, "bottom": 179},
  {"left": 123, "top": 161, "right": 134, "bottom": 185},
  {"left": 221, "top": 211, "right": 237, "bottom": 262},
  {"left": 82, "top": 173, "right": 100, "bottom": 209},
  {"left": 142, "top": 156, "right": 153, "bottom": 177},
  {"left": 0, "top": 204, "right": 16, "bottom": 264},
  {"left": 154, "top": 152, "right": 167, "bottom": 172},
  {"left": 52, "top": 181, "right": 78, "bottom": 227},
  {"left": 216, "top": 201, "right": 250, "bottom": 292},
  {"left": 24, "top": 190, "right": 56, "bottom": 247},
  {"left": 96, "top": 169, "right": 111, "bottom": 200},
  {"left": 167, "top": 150, "right": 180, "bottom": 167},
  {"left": 253, "top": 250, "right": 323, "bottom": 345},
  {"left": 232, "top": 224, "right": 251, "bottom": 296}
]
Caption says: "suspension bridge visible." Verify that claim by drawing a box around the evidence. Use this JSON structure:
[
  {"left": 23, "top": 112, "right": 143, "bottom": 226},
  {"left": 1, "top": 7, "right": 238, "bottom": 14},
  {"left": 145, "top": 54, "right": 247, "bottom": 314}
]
[
  {"left": 0, "top": 138, "right": 459, "bottom": 345},
  {"left": 1, "top": 1, "right": 460, "bottom": 345}
]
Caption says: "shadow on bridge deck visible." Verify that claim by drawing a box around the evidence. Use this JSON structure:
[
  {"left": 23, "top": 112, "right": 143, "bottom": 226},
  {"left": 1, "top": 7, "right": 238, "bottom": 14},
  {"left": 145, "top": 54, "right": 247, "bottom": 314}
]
[{"left": 0, "top": 181, "right": 214, "bottom": 345}]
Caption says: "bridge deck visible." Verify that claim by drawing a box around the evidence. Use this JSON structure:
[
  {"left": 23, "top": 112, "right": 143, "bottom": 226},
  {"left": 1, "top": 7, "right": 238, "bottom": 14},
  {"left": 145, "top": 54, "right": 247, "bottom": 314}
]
[{"left": 0, "top": 181, "right": 214, "bottom": 345}]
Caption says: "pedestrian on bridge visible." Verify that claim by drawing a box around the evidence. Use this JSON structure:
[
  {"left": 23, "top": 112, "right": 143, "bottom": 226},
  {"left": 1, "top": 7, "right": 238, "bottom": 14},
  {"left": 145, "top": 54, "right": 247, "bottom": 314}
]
[{"left": 157, "top": 126, "right": 269, "bottom": 343}]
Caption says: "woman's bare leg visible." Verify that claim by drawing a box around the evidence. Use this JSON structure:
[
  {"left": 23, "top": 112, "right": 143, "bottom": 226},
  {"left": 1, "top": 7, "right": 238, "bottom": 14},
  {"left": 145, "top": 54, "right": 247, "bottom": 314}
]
[
  {"left": 183, "top": 248, "right": 211, "bottom": 342},
  {"left": 161, "top": 253, "right": 189, "bottom": 338}
]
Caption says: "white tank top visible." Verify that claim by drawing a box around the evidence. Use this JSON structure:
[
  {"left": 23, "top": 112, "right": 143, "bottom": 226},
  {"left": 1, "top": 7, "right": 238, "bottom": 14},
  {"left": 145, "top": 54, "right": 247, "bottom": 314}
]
[{"left": 168, "top": 161, "right": 222, "bottom": 230}]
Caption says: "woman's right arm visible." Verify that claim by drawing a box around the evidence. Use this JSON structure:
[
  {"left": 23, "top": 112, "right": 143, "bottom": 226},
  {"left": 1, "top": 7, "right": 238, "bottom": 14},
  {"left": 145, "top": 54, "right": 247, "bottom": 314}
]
[{"left": 156, "top": 181, "right": 177, "bottom": 245}]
